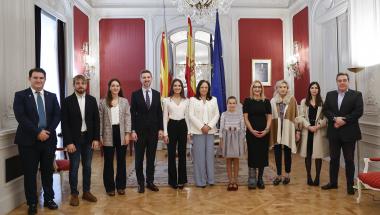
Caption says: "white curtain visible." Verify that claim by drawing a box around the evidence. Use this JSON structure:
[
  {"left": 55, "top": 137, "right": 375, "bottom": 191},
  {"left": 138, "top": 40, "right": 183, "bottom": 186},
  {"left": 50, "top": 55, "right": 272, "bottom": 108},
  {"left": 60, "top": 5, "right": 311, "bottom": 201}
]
[
  {"left": 350, "top": 0, "right": 380, "bottom": 67},
  {"left": 40, "top": 11, "right": 61, "bottom": 136},
  {"left": 40, "top": 11, "right": 60, "bottom": 103}
]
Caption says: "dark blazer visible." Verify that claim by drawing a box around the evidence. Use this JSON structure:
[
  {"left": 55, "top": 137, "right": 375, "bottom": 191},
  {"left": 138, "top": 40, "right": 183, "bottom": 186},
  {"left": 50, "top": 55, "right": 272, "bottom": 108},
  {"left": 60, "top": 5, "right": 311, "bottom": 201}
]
[
  {"left": 130, "top": 88, "right": 163, "bottom": 133},
  {"left": 61, "top": 93, "right": 100, "bottom": 146},
  {"left": 13, "top": 88, "right": 60, "bottom": 146},
  {"left": 323, "top": 89, "right": 363, "bottom": 142}
]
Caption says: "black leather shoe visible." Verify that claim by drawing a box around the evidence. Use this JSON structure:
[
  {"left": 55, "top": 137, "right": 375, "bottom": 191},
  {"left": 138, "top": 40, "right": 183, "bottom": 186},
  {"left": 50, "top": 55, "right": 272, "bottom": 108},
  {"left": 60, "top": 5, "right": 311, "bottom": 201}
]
[
  {"left": 44, "top": 200, "right": 58, "bottom": 210},
  {"left": 28, "top": 204, "right": 37, "bottom": 215},
  {"left": 257, "top": 179, "right": 265, "bottom": 189},
  {"left": 347, "top": 186, "right": 355, "bottom": 195},
  {"left": 177, "top": 184, "right": 184, "bottom": 189},
  {"left": 313, "top": 178, "right": 320, "bottom": 186},
  {"left": 146, "top": 183, "right": 159, "bottom": 192},
  {"left": 307, "top": 177, "right": 314, "bottom": 186},
  {"left": 138, "top": 185, "right": 145, "bottom": 193},
  {"left": 170, "top": 184, "right": 178, "bottom": 189},
  {"left": 321, "top": 183, "right": 338, "bottom": 190}
]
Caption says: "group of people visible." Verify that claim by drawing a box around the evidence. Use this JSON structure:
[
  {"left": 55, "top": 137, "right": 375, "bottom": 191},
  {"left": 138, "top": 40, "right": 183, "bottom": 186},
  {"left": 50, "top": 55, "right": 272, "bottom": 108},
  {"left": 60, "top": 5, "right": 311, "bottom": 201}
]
[{"left": 14, "top": 68, "right": 363, "bottom": 215}]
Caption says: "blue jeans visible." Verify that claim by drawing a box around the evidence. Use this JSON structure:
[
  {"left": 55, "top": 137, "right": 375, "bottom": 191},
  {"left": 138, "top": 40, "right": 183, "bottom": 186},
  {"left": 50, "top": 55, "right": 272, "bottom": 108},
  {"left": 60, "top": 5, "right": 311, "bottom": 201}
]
[{"left": 68, "top": 133, "right": 93, "bottom": 195}]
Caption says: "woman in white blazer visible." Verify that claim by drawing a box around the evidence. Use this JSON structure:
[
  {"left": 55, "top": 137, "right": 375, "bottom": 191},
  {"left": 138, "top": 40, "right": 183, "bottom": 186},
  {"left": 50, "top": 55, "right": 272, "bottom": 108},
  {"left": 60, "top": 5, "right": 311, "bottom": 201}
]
[
  {"left": 188, "top": 80, "right": 219, "bottom": 187},
  {"left": 99, "top": 79, "right": 131, "bottom": 196},
  {"left": 296, "top": 82, "right": 328, "bottom": 186}
]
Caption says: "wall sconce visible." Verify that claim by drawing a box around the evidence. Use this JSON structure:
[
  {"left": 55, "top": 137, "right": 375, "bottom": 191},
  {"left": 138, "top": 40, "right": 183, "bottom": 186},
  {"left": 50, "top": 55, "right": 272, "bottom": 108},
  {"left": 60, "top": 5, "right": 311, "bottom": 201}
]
[
  {"left": 287, "top": 41, "right": 301, "bottom": 79},
  {"left": 81, "top": 42, "right": 95, "bottom": 79}
]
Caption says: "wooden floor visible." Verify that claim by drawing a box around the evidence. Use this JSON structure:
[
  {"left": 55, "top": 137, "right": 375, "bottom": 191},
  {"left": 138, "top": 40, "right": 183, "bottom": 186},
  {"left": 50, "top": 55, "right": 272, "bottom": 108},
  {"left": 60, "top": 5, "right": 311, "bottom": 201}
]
[{"left": 9, "top": 150, "right": 380, "bottom": 215}]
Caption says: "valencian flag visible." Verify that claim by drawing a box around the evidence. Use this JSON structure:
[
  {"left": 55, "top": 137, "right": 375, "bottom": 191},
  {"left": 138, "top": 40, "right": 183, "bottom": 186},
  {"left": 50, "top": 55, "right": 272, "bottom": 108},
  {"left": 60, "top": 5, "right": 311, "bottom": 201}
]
[
  {"left": 211, "top": 11, "right": 226, "bottom": 113},
  {"left": 160, "top": 32, "right": 171, "bottom": 98},
  {"left": 185, "top": 17, "right": 196, "bottom": 97}
]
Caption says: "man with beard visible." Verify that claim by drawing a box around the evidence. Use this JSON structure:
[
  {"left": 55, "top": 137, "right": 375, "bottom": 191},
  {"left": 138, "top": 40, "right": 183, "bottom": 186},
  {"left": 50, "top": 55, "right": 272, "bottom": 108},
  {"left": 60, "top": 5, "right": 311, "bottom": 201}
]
[
  {"left": 130, "top": 69, "right": 164, "bottom": 193},
  {"left": 61, "top": 75, "right": 100, "bottom": 206}
]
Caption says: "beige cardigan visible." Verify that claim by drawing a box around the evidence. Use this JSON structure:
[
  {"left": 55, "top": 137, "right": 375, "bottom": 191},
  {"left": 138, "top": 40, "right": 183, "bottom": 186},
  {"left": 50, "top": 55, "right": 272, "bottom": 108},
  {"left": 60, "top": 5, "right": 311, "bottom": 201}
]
[
  {"left": 269, "top": 94, "right": 298, "bottom": 153},
  {"left": 296, "top": 99, "right": 329, "bottom": 158},
  {"left": 99, "top": 97, "right": 131, "bottom": 146}
]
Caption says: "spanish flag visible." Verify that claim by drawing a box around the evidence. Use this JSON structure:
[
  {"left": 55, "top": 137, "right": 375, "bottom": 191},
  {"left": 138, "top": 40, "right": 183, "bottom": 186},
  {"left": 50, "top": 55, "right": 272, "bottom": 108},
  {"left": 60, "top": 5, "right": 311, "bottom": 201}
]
[
  {"left": 160, "top": 32, "right": 170, "bottom": 98},
  {"left": 185, "top": 17, "right": 196, "bottom": 97}
]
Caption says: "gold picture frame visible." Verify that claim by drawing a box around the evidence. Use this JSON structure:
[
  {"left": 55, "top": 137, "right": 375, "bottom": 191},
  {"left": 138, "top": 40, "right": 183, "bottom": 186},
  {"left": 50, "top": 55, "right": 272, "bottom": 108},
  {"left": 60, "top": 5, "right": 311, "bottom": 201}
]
[{"left": 252, "top": 59, "right": 271, "bottom": 86}]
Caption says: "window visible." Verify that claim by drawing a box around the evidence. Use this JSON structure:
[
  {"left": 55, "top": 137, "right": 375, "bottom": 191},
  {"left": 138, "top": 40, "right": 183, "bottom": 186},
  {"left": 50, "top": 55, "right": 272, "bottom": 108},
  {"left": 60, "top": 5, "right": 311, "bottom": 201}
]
[
  {"left": 40, "top": 11, "right": 60, "bottom": 104},
  {"left": 39, "top": 10, "right": 61, "bottom": 146},
  {"left": 170, "top": 30, "right": 213, "bottom": 92}
]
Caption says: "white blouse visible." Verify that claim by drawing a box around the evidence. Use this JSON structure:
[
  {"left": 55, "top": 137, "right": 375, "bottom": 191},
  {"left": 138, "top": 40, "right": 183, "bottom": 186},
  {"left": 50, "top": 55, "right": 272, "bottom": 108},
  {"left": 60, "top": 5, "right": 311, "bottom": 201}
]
[
  {"left": 111, "top": 105, "right": 120, "bottom": 125},
  {"left": 163, "top": 97, "right": 189, "bottom": 136}
]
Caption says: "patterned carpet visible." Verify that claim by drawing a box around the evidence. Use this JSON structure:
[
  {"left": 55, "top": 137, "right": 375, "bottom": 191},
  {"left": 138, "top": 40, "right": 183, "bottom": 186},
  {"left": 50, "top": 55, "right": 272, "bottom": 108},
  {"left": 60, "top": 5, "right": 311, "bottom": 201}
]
[{"left": 127, "top": 157, "right": 276, "bottom": 187}]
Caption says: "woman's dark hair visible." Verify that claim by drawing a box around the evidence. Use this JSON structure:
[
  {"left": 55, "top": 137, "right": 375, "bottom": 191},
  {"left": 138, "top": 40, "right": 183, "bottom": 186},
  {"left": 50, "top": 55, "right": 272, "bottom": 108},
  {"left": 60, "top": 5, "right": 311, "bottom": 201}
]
[
  {"left": 305, "top": 81, "right": 323, "bottom": 107},
  {"left": 106, "top": 78, "right": 124, "bottom": 107},
  {"left": 195, "top": 80, "right": 212, "bottom": 100},
  {"left": 169, "top": 79, "right": 185, "bottom": 98}
]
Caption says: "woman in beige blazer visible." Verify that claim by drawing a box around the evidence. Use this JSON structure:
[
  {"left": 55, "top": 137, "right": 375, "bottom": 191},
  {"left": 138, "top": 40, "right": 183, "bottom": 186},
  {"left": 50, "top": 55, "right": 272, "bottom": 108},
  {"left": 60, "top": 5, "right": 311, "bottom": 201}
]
[
  {"left": 99, "top": 79, "right": 131, "bottom": 196},
  {"left": 296, "top": 82, "right": 328, "bottom": 186}
]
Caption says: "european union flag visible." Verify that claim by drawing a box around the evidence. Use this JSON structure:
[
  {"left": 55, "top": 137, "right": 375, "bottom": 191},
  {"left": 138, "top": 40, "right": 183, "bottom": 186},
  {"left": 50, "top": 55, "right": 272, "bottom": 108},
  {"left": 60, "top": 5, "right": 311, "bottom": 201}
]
[{"left": 211, "top": 11, "right": 226, "bottom": 113}]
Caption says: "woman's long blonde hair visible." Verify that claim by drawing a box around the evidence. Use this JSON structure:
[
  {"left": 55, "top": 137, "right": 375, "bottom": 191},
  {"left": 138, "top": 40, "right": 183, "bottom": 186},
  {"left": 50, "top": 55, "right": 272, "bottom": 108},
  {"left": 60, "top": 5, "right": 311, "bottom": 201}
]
[{"left": 249, "top": 80, "right": 266, "bottom": 100}]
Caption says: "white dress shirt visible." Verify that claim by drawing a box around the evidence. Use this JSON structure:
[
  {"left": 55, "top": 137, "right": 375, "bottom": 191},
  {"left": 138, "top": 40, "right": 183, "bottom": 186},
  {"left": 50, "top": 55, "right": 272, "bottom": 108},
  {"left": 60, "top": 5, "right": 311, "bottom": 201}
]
[
  {"left": 75, "top": 92, "right": 87, "bottom": 132},
  {"left": 142, "top": 88, "right": 152, "bottom": 106},
  {"left": 337, "top": 89, "right": 347, "bottom": 110},
  {"left": 163, "top": 97, "right": 189, "bottom": 136},
  {"left": 31, "top": 87, "right": 45, "bottom": 112},
  {"left": 111, "top": 105, "right": 120, "bottom": 125}
]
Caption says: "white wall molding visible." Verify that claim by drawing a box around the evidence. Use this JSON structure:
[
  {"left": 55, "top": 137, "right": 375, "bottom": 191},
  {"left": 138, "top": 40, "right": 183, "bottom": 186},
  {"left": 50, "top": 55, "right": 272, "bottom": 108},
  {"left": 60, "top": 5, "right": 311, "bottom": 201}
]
[{"left": 0, "top": 129, "right": 24, "bottom": 214}]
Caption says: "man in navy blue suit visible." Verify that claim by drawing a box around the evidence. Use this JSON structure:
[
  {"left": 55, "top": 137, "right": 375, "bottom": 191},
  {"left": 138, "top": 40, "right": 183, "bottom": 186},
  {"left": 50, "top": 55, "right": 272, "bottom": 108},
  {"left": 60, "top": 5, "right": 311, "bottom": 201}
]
[{"left": 13, "top": 68, "right": 60, "bottom": 215}]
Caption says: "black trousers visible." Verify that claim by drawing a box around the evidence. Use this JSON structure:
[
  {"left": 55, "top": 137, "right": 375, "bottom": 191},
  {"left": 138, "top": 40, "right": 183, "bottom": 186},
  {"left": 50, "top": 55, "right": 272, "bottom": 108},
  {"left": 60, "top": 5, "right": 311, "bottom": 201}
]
[
  {"left": 167, "top": 119, "right": 188, "bottom": 186},
  {"left": 135, "top": 128, "right": 158, "bottom": 185},
  {"left": 274, "top": 144, "right": 292, "bottom": 176},
  {"left": 103, "top": 125, "right": 127, "bottom": 192},
  {"left": 329, "top": 137, "right": 356, "bottom": 186},
  {"left": 18, "top": 142, "right": 56, "bottom": 205}
]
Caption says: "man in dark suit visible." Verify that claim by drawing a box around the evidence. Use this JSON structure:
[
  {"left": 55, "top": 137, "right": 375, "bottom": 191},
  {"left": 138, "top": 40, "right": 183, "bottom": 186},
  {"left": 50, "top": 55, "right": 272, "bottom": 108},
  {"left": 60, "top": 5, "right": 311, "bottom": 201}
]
[
  {"left": 61, "top": 75, "right": 100, "bottom": 206},
  {"left": 13, "top": 68, "right": 60, "bottom": 214},
  {"left": 322, "top": 72, "right": 363, "bottom": 195},
  {"left": 130, "top": 69, "right": 164, "bottom": 193}
]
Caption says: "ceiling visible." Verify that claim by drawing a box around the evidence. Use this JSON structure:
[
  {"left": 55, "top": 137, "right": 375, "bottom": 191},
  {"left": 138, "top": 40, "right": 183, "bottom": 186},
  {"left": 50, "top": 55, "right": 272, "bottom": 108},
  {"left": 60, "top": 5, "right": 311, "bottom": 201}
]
[{"left": 86, "top": 0, "right": 300, "bottom": 9}]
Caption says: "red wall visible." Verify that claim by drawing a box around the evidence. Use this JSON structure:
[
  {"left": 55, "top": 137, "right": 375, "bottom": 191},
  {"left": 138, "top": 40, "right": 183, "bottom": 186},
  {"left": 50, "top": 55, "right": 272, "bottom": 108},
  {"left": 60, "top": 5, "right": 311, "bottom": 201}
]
[
  {"left": 238, "top": 19, "right": 284, "bottom": 101},
  {"left": 73, "top": 6, "right": 89, "bottom": 76},
  {"left": 99, "top": 19, "right": 145, "bottom": 101},
  {"left": 293, "top": 7, "right": 310, "bottom": 102}
]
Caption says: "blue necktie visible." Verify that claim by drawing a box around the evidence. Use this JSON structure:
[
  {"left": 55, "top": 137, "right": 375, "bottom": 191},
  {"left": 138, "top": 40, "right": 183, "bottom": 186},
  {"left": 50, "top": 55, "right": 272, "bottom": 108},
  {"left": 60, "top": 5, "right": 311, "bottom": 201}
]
[
  {"left": 145, "top": 90, "right": 150, "bottom": 109},
  {"left": 36, "top": 92, "right": 47, "bottom": 128}
]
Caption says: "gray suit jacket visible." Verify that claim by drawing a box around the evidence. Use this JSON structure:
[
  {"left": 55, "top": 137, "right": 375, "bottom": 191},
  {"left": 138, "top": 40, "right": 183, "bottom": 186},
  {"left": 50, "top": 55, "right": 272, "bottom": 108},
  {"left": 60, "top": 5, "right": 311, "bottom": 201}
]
[{"left": 99, "top": 97, "right": 131, "bottom": 146}]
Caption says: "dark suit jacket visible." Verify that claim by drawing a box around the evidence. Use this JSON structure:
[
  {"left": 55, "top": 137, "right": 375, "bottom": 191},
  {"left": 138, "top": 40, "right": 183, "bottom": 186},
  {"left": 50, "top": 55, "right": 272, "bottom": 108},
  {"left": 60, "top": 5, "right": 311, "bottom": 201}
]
[
  {"left": 61, "top": 93, "right": 100, "bottom": 146},
  {"left": 130, "top": 88, "right": 163, "bottom": 133},
  {"left": 323, "top": 89, "right": 363, "bottom": 142},
  {"left": 13, "top": 88, "right": 60, "bottom": 146}
]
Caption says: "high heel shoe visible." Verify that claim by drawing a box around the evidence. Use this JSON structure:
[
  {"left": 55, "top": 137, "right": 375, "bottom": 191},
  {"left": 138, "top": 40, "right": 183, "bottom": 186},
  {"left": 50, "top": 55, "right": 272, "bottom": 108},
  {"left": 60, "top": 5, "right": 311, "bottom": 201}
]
[
  {"left": 273, "top": 177, "right": 282, "bottom": 186},
  {"left": 283, "top": 177, "right": 290, "bottom": 185}
]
